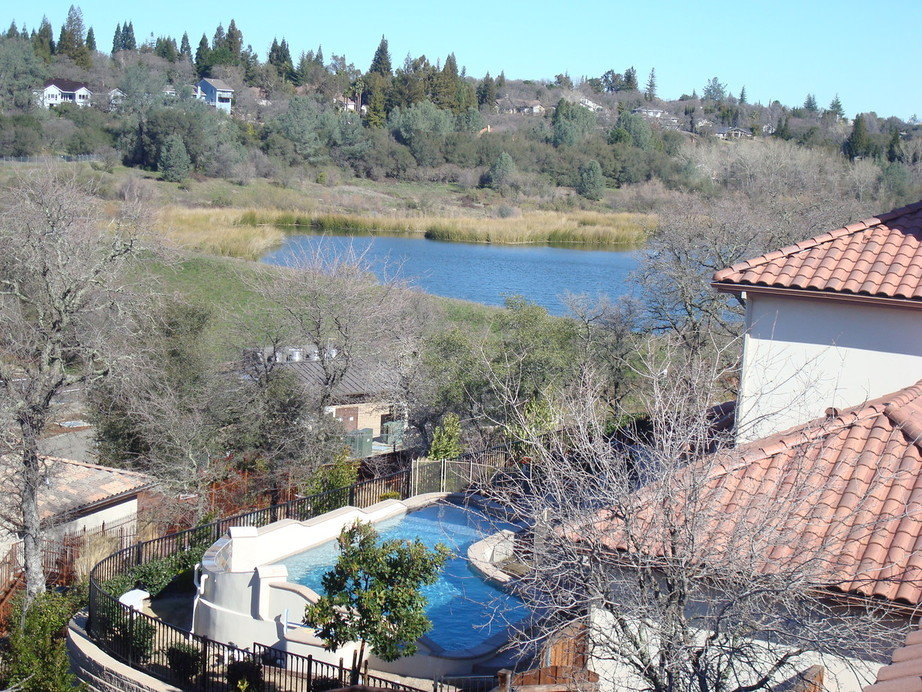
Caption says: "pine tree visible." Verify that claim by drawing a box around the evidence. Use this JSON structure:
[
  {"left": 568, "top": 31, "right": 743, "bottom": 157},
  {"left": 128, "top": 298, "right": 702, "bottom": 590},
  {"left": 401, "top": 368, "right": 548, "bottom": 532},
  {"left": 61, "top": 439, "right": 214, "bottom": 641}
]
[
  {"left": 180, "top": 32, "right": 191, "bottom": 59},
  {"left": 56, "top": 5, "right": 86, "bottom": 60},
  {"left": 496, "top": 71, "right": 506, "bottom": 90},
  {"left": 112, "top": 22, "right": 122, "bottom": 53},
  {"left": 268, "top": 38, "right": 294, "bottom": 80},
  {"left": 226, "top": 20, "right": 243, "bottom": 59},
  {"left": 644, "top": 68, "right": 656, "bottom": 101},
  {"left": 428, "top": 413, "right": 462, "bottom": 459},
  {"left": 6, "top": 22, "right": 18, "bottom": 39},
  {"left": 803, "top": 93, "right": 818, "bottom": 112},
  {"left": 33, "top": 17, "right": 54, "bottom": 61},
  {"left": 738, "top": 85, "right": 747, "bottom": 104},
  {"left": 843, "top": 114, "right": 870, "bottom": 160},
  {"left": 887, "top": 130, "right": 903, "bottom": 163},
  {"left": 212, "top": 23, "right": 225, "bottom": 51},
  {"left": 623, "top": 66, "right": 638, "bottom": 91},
  {"left": 828, "top": 94, "right": 844, "bottom": 119},
  {"left": 122, "top": 22, "right": 136, "bottom": 50},
  {"left": 194, "top": 34, "right": 211, "bottom": 76},
  {"left": 369, "top": 35, "right": 391, "bottom": 77},
  {"left": 85, "top": 27, "right": 95, "bottom": 52},
  {"left": 576, "top": 159, "right": 605, "bottom": 200},
  {"left": 477, "top": 72, "right": 496, "bottom": 108},
  {"left": 159, "top": 135, "right": 192, "bottom": 182},
  {"left": 363, "top": 74, "right": 388, "bottom": 127}
]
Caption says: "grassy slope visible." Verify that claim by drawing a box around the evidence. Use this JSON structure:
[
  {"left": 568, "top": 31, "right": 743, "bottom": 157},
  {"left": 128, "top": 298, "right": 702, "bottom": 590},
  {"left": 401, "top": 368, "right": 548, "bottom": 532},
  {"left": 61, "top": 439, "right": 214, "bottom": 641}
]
[{"left": 147, "top": 251, "right": 504, "bottom": 358}]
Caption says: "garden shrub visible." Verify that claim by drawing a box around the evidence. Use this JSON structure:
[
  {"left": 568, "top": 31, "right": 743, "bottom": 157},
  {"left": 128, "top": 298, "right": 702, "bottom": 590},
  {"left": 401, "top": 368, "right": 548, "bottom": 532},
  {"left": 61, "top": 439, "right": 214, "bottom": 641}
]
[
  {"left": 311, "top": 676, "right": 346, "bottom": 691},
  {"left": 165, "top": 642, "right": 202, "bottom": 684},
  {"left": 227, "top": 658, "right": 263, "bottom": 690}
]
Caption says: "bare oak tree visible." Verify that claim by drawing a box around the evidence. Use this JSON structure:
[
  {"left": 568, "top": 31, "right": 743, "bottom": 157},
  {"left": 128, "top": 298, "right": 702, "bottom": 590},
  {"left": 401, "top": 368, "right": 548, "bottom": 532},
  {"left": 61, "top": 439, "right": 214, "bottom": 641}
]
[
  {"left": 484, "top": 339, "right": 907, "bottom": 691},
  {"left": 0, "top": 168, "right": 144, "bottom": 605}
]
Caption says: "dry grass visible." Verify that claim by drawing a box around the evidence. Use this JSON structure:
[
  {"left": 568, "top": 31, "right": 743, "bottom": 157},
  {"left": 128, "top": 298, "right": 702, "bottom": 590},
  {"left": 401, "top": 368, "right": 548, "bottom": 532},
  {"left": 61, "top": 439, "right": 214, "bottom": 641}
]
[{"left": 159, "top": 206, "right": 656, "bottom": 259}]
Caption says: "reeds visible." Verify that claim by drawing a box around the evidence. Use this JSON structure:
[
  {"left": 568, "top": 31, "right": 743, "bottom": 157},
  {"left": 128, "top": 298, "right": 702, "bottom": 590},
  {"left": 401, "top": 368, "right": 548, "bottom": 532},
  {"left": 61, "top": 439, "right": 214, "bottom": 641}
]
[{"left": 160, "top": 206, "right": 656, "bottom": 259}]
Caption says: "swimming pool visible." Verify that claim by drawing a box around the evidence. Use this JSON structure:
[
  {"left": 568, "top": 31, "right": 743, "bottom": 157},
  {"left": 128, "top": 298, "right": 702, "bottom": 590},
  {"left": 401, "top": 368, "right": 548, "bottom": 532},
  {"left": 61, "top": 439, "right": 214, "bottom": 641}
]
[{"left": 278, "top": 502, "right": 527, "bottom": 652}]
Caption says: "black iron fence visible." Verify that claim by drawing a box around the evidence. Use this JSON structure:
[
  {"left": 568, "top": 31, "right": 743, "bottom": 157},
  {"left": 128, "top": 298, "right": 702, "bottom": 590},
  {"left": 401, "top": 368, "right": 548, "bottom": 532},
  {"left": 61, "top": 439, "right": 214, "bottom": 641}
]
[{"left": 87, "top": 447, "right": 513, "bottom": 691}]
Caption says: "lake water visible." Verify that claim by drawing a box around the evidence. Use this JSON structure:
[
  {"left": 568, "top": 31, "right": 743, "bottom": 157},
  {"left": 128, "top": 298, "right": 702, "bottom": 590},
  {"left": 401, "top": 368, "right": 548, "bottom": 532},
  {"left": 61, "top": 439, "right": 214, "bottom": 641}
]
[{"left": 262, "top": 233, "right": 641, "bottom": 315}]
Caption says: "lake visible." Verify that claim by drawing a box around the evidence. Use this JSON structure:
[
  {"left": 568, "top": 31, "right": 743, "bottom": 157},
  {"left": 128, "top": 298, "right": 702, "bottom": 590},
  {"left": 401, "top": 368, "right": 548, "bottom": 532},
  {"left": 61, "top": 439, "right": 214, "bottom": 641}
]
[{"left": 261, "top": 233, "right": 641, "bottom": 316}]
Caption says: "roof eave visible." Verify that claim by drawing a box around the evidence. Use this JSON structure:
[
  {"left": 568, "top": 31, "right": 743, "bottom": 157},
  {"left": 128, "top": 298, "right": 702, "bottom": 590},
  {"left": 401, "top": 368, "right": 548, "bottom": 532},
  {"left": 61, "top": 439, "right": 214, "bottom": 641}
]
[{"left": 712, "top": 282, "right": 922, "bottom": 311}]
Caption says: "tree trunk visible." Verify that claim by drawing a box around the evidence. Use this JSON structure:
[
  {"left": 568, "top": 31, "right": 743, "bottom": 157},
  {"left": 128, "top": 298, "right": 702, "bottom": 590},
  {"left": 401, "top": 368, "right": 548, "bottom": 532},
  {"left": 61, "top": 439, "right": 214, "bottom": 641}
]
[{"left": 20, "top": 424, "right": 46, "bottom": 608}]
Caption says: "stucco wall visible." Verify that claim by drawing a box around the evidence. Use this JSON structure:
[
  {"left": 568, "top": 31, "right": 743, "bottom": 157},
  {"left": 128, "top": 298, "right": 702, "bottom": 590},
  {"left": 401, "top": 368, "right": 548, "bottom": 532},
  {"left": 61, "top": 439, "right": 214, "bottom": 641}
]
[{"left": 736, "top": 294, "right": 922, "bottom": 442}]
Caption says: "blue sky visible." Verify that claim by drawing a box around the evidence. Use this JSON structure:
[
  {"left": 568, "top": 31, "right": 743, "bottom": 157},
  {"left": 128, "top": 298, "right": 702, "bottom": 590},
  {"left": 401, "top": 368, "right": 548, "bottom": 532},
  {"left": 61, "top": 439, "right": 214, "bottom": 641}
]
[{"left": 16, "top": 0, "right": 922, "bottom": 119}]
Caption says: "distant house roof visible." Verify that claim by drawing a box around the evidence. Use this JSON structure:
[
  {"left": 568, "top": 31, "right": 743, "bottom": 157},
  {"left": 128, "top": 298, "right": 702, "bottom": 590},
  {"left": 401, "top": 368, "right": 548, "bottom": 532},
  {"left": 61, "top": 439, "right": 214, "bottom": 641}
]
[
  {"left": 280, "top": 360, "right": 395, "bottom": 402},
  {"left": 44, "top": 78, "right": 91, "bottom": 93},
  {"left": 200, "top": 78, "right": 234, "bottom": 92},
  {"left": 865, "top": 623, "right": 922, "bottom": 691},
  {"left": 712, "top": 201, "right": 922, "bottom": 306},
  {"left": 39, "top": 457, "right": 152, "bottom": 524},
  {"left": 564, "top": 379, "right": 922, "bottom": 606}
]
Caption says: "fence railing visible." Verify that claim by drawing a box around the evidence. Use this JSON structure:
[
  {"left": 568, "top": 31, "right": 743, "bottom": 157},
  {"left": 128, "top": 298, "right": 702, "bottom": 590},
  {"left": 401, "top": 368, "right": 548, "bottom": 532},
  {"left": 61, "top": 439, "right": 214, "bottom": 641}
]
[{"left": 87, "top": 447, "right": 514, "bottom": 692}]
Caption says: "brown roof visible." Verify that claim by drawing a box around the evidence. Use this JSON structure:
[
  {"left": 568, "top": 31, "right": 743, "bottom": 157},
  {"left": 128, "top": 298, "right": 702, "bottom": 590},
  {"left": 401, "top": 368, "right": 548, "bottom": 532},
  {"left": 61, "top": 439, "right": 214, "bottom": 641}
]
[
  {"left": 712, "top": 201, "right": 922, "bottom": 303},
  {"left": 566, "top": 380, "right": 922, "bottom": 605},
  {"left": 44, "top": 78, "right": 91, "bottom": 93},
  {"left": 40, "top": 457, "right": 152, "bottom": 523}
]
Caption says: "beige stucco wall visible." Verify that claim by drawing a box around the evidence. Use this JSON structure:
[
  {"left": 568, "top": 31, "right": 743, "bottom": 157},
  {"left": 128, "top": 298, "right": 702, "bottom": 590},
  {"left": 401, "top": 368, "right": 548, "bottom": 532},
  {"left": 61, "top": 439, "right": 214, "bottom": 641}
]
[
  {"left": 329, "top": 401, "right": 394, "bottom": 437},
  {"left": 736, "top": 294, "right": 922, "bottom": 442}
]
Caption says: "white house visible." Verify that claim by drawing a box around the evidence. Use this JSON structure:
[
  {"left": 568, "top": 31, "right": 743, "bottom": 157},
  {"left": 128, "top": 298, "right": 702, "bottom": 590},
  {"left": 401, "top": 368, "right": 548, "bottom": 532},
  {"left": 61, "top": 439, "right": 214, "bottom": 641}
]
[
  {"left": 578, "top": 97, "right": 604, "bottom": 113},
  {"left": 36, "top": 79, "right": 93, "bottom": 109},
  {"left": 195, "top": 78, "right": 234, "bottom": 113},
  {"left": 713, "top": 200, "right": 922, "bottom": 442},
  {"left": 631, "top": 106, "right": 665, "bottom": 119}
]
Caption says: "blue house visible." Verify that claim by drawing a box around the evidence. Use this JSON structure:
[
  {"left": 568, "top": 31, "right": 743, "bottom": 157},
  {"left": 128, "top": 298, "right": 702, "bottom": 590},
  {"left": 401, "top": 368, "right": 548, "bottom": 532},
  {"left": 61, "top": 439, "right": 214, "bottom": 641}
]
[{"left": 195, "top": 78, "right": 234, "bottom": 113}]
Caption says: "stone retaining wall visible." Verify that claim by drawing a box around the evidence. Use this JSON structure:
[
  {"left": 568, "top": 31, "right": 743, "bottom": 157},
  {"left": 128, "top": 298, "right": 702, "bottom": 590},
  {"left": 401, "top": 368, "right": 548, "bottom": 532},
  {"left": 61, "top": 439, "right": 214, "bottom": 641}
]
[{"left": 67, "top": 612, "right": 181, "bottom": 692}]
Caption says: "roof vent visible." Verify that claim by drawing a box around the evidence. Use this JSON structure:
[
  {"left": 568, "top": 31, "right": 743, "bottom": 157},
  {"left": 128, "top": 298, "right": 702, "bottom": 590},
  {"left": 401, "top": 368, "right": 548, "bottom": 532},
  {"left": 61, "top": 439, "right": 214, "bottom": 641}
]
[{"left": 825, "top": 407, "right": 840, "bottom": 419}]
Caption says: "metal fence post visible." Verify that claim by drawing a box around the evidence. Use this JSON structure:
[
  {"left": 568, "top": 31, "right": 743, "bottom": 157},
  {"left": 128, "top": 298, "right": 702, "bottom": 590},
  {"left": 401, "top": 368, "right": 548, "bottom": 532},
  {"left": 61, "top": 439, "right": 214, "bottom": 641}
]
[
  {"left": 307, "top": 654, "right": 313, "bottom": 692},
  {"left": 126, "top": 607, "right": 136, "bottom": 666}
]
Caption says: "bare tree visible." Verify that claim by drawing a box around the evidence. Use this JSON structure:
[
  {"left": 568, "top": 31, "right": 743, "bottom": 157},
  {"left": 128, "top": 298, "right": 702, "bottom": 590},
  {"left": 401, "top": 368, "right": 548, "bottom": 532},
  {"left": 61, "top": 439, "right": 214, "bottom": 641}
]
[
  {"left": 0, "top": 167, "right": 144, "bottom": 606},
  {"left": 483, "top": 338, "right": 908, "bottom": 691}
]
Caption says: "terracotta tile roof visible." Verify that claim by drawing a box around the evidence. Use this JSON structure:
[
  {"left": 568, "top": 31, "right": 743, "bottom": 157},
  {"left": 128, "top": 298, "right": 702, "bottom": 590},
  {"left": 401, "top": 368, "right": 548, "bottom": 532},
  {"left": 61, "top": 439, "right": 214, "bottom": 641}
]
[
  {"left": 864, "top": 624, "right": 922, "bottom": 691},
  {"left": 566, "top": 380, "right": 922, "bottom": 606},
  {"left": 39, "top": 457, "right": 153, "bottom": 523},
  {"left": 712, "top": 201, "right": 922, "bottom": 302}
]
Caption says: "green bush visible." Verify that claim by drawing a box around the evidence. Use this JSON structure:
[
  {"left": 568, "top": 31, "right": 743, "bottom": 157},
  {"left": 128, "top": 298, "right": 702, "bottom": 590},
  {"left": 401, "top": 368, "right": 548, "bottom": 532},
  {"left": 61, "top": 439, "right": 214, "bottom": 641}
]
[
  {"left": 1, "top": 592, "right": 81, "bottom": 692},
  {"left": 227, "top": 658, "right": 263, "bottom": 691},
  {"left": 311, "top": 676, "right": 346, "bottom": 691},
  {"left": 165, "top": 642, "right": 202, "bottom": 684},
  {"left": 378, "top": 491, "right": 401, "bottom": 501}
]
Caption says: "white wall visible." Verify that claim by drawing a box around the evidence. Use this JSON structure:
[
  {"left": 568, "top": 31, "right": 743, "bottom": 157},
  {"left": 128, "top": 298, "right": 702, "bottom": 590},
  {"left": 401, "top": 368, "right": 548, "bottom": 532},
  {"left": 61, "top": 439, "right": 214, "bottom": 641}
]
[{"left": 736, "top": 294, "right": 922, "bottom": 442}]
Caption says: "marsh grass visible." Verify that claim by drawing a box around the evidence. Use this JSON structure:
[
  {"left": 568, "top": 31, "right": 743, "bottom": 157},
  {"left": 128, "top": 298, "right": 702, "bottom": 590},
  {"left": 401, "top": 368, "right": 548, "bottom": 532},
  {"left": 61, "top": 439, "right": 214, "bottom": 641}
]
[{"left": 162, "top": 206, "right": 655, "bottom": 259}]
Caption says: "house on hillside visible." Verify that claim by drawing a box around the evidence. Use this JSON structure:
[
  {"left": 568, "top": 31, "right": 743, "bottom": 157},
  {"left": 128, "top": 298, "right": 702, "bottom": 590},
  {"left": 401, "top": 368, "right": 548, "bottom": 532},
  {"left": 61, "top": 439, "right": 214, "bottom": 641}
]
[
  {"left": 631, "top": 106, "right": 665, "bottom": 119},
  {"left": 713, "top": 125, "right": 753, "bottom": 140},
  {"left": 495, "top": 97, "right": 545, "bottom": 115},
  {"left": 243, "top": 346, "right": 406, "bottom": 455},
  {"left": 713, "top": 201, "right": 922, "bottom": 443},
  {"left": 195, "top": 78, "right": 234, "bottom": 113},
  {"left": 36, "top": 79, "right": 93, "bottom": 109},
  {"left": 578, "top": 97, "right": 604, "bottom": 113},
  {"left": 0, "top": 457, "right": 153, "bottom": 582}
]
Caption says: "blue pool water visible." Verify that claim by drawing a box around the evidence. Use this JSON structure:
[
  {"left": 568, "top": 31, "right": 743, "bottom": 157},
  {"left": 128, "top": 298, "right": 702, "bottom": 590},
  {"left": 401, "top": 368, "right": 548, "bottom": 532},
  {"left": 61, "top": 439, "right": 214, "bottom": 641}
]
[{"left": 278, "top": 503, "right": 527, "bottom": 652}]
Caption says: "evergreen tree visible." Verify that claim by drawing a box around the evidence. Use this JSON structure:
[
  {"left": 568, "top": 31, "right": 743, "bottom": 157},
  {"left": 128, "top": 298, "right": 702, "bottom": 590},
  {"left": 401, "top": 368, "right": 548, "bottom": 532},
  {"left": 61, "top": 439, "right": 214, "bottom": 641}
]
[
  {"left": 738, "top": 85, "right": 747, "bottom": 104},
  {"left": 33, "top": 17, "right": 54, "bottom": 62},
  {"left": 85, "top": 26, "right": 95, "bottom": 52},
  {"left": 268, "top": 38, "right": 294, "bottom": 80},
  {"left": 111, "top": 22, "right": 122, "bottom": 53},
  {"left": 477, "top": 72, "right": 496, "bottom": 108},
  {"left": 644, "top": 68, "right": 656, "bottom": 101},
  {"left": 843, "top": 114, "right": 870, "bottom": 160},
  {"left": 486, "top": 151, "right": 516, "bottom": 190},
  {"left": 774, "top": 115, "right": 791, "bottom": 140},
  {"left": 363, "top": 73, "right": 388, "bottom": 127},
  {"left": 56, "top": 5, "right": 87, "bottom": 61},
  {"left": 194, "top": 34, "right": 211, "bottom": 76},
  {"left": 159, "top": 134, "right": 192, "bottom": 182},
  {"left": 369, "top": 35, "right": 391, "bottom": 77},
  {"left": 6, "top": 22, "right": 18, "bottom": 39},
  {"left": 180, "top": 32, "right": 191, "bottom": 59},
  {"left": 803, "top": 93, "right": 818, "bottom": 112},
  {"left": 702, "top": 76, "right": 726, "bottom": 101},
  {"left": 623, "top": 66, "right": 638, "bottom": 91},
  {"left": 226, "top": 19, "right": 243, "bottom": 59},
  {"left": 433, "top": 53, "right": 460, "bottom": 110},
  {"left": 887, "top": 130, "right": 903, "bottom": 163},
  {"left": 496, "top": 70, "right": 506, "bottom": 90},
  {"left": 428, "top": 413, "right": 462, "bottom": 459},
  {"left": 212, "top": 23, "right": 225, "bottom": 51},
  {"left": 828, "top": 94, "right": 844, "bottom": 119},
  {"left": 576, "top": 159, "right": 605, "bottom": 200},
  {"left": 122, "top": 21, "right": 136, "bottom": 50}
]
